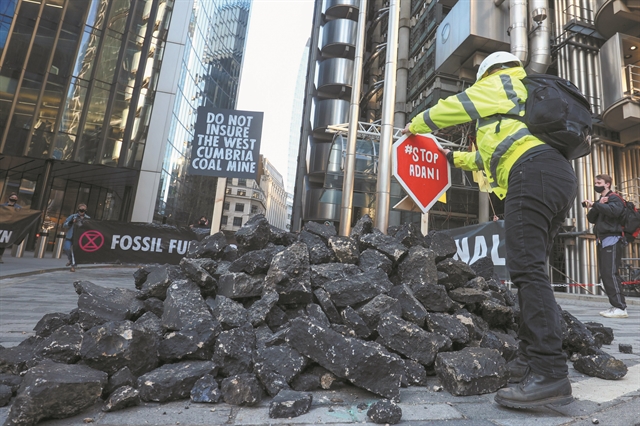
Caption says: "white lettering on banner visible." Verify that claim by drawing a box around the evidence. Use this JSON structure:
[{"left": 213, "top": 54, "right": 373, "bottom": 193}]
[
  {"left": 111, "top": 235, "right": 168, "bottom": 252},
  {"left": 191, "top": 109, "right": 261, "bottom": 177},
  {"left": 0, "top": 230, "right": 12, "bottom": 243},
  {"left": 453, "top": 234, "right": 505, "bottom": 266},
  {"left": 168, "top": 239, "right": 190, "bottom": 255}
]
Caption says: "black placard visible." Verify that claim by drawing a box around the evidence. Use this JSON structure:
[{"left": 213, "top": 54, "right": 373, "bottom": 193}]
[
  {"left": 72, "top": 221, "right": 199, "bottom": 265},
  {"left": 188, "top": 107, "right": 263, "bottom": 179},
  {"left": 0, "top": 207, "right": 41, "bottom": 248}
]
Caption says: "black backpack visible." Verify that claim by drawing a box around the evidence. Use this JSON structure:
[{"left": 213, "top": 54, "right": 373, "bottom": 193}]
[
  {"left": 515, "top": 74, "right": 593, "bottom": 160},
  {"left": 610, "top": 193, "right": 640, "bottom": 243}
]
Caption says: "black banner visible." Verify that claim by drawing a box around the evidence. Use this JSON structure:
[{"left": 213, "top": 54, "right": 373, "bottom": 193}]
[
  {"left": 73, "top": 221, "right": 199, "bottom": 265},
  {"left": 188, "top": 107, "right": 264, "bottom": 179},
  {"left": 0, "top": 207, "right": 41, "bottom": 248},
  {"left": 444, "top": 221, "right": 509, "bottom": 280}
]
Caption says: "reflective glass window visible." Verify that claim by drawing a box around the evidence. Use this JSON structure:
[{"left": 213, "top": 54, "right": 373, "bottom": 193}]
[
  {"left": 0, "top": 0, "right": 19, "bottom": 58},
  {"left": 2, "top": 9, "right": 37, "bottom": 71},
  {"left": 4, "top": 71, "right": 44, "bottom": 155},
  {"left": 0, "top": 67, "right": 21, "bottom": 134},
  {"left": 94, "top": 30, "right": 123, "bottom": 83},
  {"left": 78, "top": 80, "right": 110, "bottom": 163},
  {"left": 73, "top": 27, "right": 101, "bottom": 80},
  {"left": 52, "top": 20, "right": 84, "bottom": 78},
  {"left": 25, "top": 17, "right": 57, "bottom": 76},
  {"left": 27, "top": 74, "right": 65, "bottom": 158},
  {"left": 84, "top": 0, "right": 107, "bottom": 31}
]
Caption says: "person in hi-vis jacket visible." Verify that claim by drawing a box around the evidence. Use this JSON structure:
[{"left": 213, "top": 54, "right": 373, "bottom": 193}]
[{"left": 403, "top": 51, "right": 577, "bottom": 409}]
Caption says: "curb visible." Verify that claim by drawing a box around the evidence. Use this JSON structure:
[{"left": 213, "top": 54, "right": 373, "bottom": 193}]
[{"left": 0, "top": 264, "right": 139, "bottom": 280}]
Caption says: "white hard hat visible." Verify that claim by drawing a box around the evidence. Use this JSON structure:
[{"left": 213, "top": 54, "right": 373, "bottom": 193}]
[{"left": 476, "top": 51, "right": 523, "bottom": 81}]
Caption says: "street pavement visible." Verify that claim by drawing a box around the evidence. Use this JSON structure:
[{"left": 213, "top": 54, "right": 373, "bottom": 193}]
[{"left": 0, "top": 253, "right": 639, "bottom": 425}]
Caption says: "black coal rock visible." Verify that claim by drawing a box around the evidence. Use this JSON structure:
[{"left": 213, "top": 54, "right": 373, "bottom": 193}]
[
  {"left": 573, "top": 352, "right": 628, "bottom": 379},
  {"left": 328, "top": 235, "right": 359, "bottom": 264},
  {"left": 4, "top": 360, "right": 107, "bottom": 426},
  {"left": 269, "top": 389, "right": 312, "bottom": 419},
  {"left": 367, "top": 399, "right": 402, "bottom": 424},
  {"left": 286, "top": 317, "right": 403, "bottom": 399},
  {"left": 220, "top": 373, "right": 262, "bottom": 406},
  {"left": 235, "top": 214, "right": 271, "bottom": 253},
  {"left": 358, "top": 248, "right": 393, "bottom": 274},
  {"left": 434, "top": 347, "right": 508, "bottom": 396},
  {"left": 264, "top": 242, "right": 313, "bottom": 305},
  {"left": 190, "top": 374, "right": 221, "bottom": 403},
  {"left": 322, "top": 269, "right": 392, "bottom": 308},
  {"left": 137, "top": 361, "right": 217, "bottom": 402},
  {"left": 102, "top": 385, "right": 140, "bottom": 412}
]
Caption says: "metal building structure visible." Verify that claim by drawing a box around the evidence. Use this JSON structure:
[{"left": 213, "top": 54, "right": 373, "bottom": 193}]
[{"left": 292, "top": 0, "right": 640, "bottom": 292}]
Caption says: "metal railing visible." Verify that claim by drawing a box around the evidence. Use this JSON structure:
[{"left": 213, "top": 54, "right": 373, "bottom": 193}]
[{"left": 625, "top": 64, "right": 640, "bottom": 97}]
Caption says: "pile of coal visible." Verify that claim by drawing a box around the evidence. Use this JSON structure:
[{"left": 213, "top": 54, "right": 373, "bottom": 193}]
[{"left": 0, "top": 214, "right": 628, "bottom": 425}]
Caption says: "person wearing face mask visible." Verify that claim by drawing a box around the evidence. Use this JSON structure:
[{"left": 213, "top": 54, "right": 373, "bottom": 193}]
[
  {"left": 63, "top": 204, "right": 90, "bottom": 272},
  {"left": 584, "top": 174, "right": 627, "bottom": 318},
  {"left": 0, "top": 193, "right": 22, "bottom": 263}
]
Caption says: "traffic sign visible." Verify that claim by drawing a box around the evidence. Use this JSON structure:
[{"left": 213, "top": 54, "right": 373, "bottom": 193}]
[{"left": 392, "top": 133, "right": 451, "bottom": 214}]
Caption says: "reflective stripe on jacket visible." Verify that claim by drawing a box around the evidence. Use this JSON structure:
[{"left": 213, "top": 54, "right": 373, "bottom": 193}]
[{"left": 408, "top": 67, "right": 546, "bottom": 199}]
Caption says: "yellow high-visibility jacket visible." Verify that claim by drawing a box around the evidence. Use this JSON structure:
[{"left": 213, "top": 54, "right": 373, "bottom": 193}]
[{"left": 409, "top": 66, "right": 546, "bottom": 199}]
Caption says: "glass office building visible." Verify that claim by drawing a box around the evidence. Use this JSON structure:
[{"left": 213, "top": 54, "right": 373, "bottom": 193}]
[
  {"left": 134, "top": 0, "right": 251, "bottom": 227},
  {"left": 0, "top": 0, "right": 251, "bottom": 244},
  {"left": 0, "top": 0, "right": 171, "bottom": 233}
]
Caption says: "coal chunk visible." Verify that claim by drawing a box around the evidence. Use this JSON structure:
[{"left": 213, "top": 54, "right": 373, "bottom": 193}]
[
  {"left": 584, "top": 322, "right": 614, "bottom": 347},
  {"left": 0, "top": 373, "right": 22, "bottom": 394},
  {"left": 341, "top": 307, "right": 371, "bottom": 339},
  {"left": 470, "top": 256, "right": 495, "bottom": 280},
  {"left": 0, "top": 384, "right": 11, "bottom": 407},
  {"left": 247, "top": 290, "right": 279, "bottom": 326},
  {"left": 103, "top": 367, "right": 136, "bottom": 397},
  {"left": 291, "top": 373, "right": 321, "bottom": 391},
  {"left": 436, "top": 258, "right": 476, "bottom": 291},
  {"left": 298, "top": 231, "right": 336, "bottom": 264},
  {"left": 448, "top": 287, "right": 489, "bottom": 305},
  {"left": 159, "top": 319, "right": 220, "bottom": 362},
  {"left": 377, "top": 314, "right": 451, "bottom": 366},
  {"left": 356, "top": 294, "right": 402, "bottom": 330},
  {"left": 33, "top": 323, "right": 83, "bottom": 364},
  {"left": 187, "top": 232, "right": 228, "bottom": 259},
  {"left": 254, "top": 345, "right": 308, "bottom": 396},
  {"left": 235, "top": 214, "right": 271, "bottom": 253},
  {"left": 425, "top": 313, "right": 470, "bottom": 345},
  {"left": 367, "top": 399, "right": 402, "bottom": 424},
  {"left": 393, "top": 222, "right": 425, "bottom": 249},
  {"left": 229, "top": 246, "right": 284, "bottom": 275},
  {"left": 358, "top": 248, "right": 393, "bottom": 275},
  {"left": 328, "top": 236, "right": 359, "bottom": 264},
  {"left": 413, "top": 283, "right": 454, "bottom": 313},
  {"left": 435, "top": 347, "right": 508, "bottom": 396},
  {"left": 207, "top": 295, "right": 249, "bottom": 329},
  {"left": 313, "top": 288, "right": 342, "bottom": 324},
  {"left": 561, "top": 310, "right": 596, "bottom": 355},
  {"left": 81, "top": 320, "right": 159, "bottom": 376},
  {"left": 264, "top": 242, "right": 313, "bottom": 305},
  {"left": 33, "top": 313, "right": 72, "bottom": 338},
  {"left": 269, "top": 389, "right": 312, "bottom": 419},
  {"left": 479, "top": 299, "right": 514, "bottom": 329},
  {"left": 143, "top": 297, "right": 164, "bottom": 318},
  {"left": 573, "top": 352, "right": 628, "bottom": 380},
  {"left": 162, "top": 279, "right": 215, "bottom": 331},
  {"left": 137, "top": 361, "right": 217, "bottom": 402},
  {"left": 350, "top": 214, "right": 374, "bottom": 243},
  {"left": 220, "top": 373, "right": 262, "bottom": 406},
  {"left": 213, "top": 324, "right": 256, "bottom": 377},
  {"left": 102, "top": 386, "right": 140, "bottom": 412},
  {"left": 425, "top": 230, "right": 457, "bottom": 261},
  {"left": 619, "top": 344, "right": 633, "bottom": 354},
  {"left": 304, "top": 220, "right": 337, "bottom": 241},
  {"left": 401, "top": 358, "right": 428, "bottom": 386},
  {"left": 179, "top": 257, "right": 216, "bottom": 291},
  {"left": 310, "top": 263, "right": 361, "bottom": 289},
  {"left": 217, "top": 272, "right": 265, "bottom": 299},
  {"left": 359, "top": 231, "right": 408, "bottom": 264},
  {"left": 190, "top": 374, "right": 221, "bottom": 403},
  {"left": 286, "top": 317, "right": 404, "bottom": 399},
  {"left": 4, "top": 360, "right": 107, "bottom": 426},
  {"left": 322, "top": 268, "right": 392, "bottom": 307},
  {"left": 137, "top": 265, "right": 184, "bottom": 300},
  {"left": 74, "top": 281, "right": 144, "bottom": 329},
  {"left": 388, "top": 284, "right": 428, "bottom": 327}
]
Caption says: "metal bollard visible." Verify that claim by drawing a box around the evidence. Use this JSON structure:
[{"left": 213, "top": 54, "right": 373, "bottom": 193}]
[
  {"left": 11, "top": 234, "right": 28, "bottom": 257},
  {"left": 53, "top": 232, "right": 65, "bottom": 258},
  {"left": 34, "top": 232, "right": 49, "bottom": 258}
]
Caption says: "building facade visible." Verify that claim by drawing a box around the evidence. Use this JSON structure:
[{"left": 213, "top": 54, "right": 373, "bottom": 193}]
[
  {"left": 1, "top": 0, "right": 173, "bottom": 243},
  {"left": 131, "top": 0, "right": 251, "bottom": 227},
  {"left": 292, "top": 0, "right": 639, "bottom": 291},
  {"left": 0, "top": 0, "right": 251, "bottom": 247},
  {"left": 221, "top": 155, "right": 288, "bottom": 232}
]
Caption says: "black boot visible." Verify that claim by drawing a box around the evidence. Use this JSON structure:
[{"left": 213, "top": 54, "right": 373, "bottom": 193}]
[
  {"left": 507, "top": 358, "right": 529, "bottom": 384},
  {"left": 495, "top": 370, "right": 572, "bottom": 409}
]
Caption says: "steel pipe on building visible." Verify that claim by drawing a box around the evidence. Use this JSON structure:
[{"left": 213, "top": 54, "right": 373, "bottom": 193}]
[
  {"left": 339, "top": 0, "right": 368, "bottom": 237},
  {"left": 509, "top": 0, "right": 529, "bottom": 63},
  {"left": 374, "top": 0, "right": 400, "bottom": 233},
  {"left": 526, "top": 0, "right": 550, "bottom": 74}
]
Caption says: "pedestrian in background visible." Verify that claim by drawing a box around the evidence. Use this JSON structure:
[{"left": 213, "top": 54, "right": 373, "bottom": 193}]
[
  {"left": 403, "top": 51, "right": 577, "bottom": 409},
  {"left": 63, "top": 203, "right": 89, "bottom": 272},
  {"left": 0, "top": 193, "right": 22, "bottom": 263},
  {"left": 584, "top": 174, "right": 628, "bottom": 318}
]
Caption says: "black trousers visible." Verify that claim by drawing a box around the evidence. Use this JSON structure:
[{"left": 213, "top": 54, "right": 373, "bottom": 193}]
[
  {"left": 598, "top": 240, "right": 627, "bottom": 310},
  {"left": 505, "top": 149, "right": 577, "bottom": 379}
]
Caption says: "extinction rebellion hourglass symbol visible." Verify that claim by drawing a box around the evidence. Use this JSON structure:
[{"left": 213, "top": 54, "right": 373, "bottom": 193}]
[{"left": 78, "top": 230, "right": 104, "bottom": 252}]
